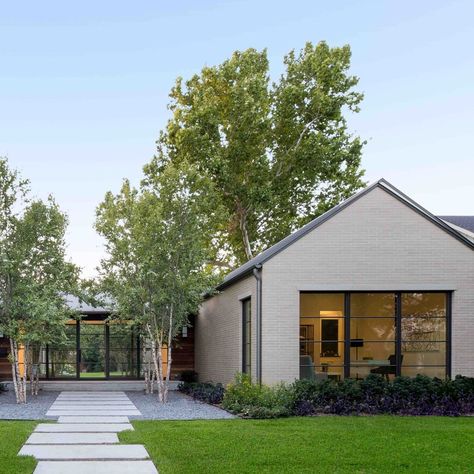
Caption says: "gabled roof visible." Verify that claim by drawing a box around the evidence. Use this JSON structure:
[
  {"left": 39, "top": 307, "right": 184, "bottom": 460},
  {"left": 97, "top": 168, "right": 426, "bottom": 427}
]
[
  {"left": 438, "top": 216, "right": 474, "bottom": 234},
  {"left": 217, "top": 178, "right": 474, "bottom": 290}
]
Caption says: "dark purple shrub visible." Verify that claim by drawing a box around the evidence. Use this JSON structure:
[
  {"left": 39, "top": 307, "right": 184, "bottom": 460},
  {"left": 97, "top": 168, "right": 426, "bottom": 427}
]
[{"left": 178, "top": 381, "right": 225, "bottom": 405}]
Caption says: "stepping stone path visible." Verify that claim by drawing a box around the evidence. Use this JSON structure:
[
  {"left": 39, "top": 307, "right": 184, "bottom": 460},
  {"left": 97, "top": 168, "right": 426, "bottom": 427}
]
[{"left": 19, "top": 391, "right": 158, "bottom": 474}]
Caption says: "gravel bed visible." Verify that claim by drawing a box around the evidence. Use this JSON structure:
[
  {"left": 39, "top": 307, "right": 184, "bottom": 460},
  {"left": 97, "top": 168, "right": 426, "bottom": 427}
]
[
  {"left": 0, "top": 389, "right": 58, "bottom": 419},
  {"left": 127, "top": 391, "right": 235, "bottom": 420}
]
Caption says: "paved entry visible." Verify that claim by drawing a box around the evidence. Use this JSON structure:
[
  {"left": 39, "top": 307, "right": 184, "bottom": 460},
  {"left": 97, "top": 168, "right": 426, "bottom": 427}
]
[{"left": 19, "top": 391, "right": 158, "bottom": 473}]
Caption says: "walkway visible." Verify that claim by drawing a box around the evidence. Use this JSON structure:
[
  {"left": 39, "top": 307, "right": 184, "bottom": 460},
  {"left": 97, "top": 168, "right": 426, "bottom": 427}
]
[{"left": 19, "top": 391, "right": 158, "bottom": 474}]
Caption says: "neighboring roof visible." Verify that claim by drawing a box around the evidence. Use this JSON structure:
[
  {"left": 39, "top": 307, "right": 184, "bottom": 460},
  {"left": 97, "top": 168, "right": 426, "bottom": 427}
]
[
  {"left": 217, "top": 178, "right": 474, "bottom": 290},
  {"left": 65, "top": 295, "right": 112, "bottom": 314},
  {"left": 438, "top": 216, "right": 474, "bottom": 234}
]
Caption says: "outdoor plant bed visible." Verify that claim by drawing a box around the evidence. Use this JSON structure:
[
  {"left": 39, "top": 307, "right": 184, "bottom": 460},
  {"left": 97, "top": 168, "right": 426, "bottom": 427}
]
[
  {"left": 178, "top": 381, "right": 225, "bottom": 405},
  {"left": 181, "top": 374, "right": 474, "bottom": 418}
]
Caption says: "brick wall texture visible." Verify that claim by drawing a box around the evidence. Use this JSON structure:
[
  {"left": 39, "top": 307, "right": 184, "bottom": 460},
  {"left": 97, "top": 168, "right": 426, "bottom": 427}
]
[{"left": 195, "top": 186, "right": 474, "bottom": 385}]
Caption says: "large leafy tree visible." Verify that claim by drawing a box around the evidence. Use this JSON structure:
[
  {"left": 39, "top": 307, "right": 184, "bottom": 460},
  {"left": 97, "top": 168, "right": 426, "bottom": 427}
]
[
  {"left": 96, "top": 162, "right": 214, "bottom": 402},
  {"left": 144, "top": 41, "right": 366, "bottom": 268},
  {"left": 0, "top": 158, "right": 79, "bottom": 402}
]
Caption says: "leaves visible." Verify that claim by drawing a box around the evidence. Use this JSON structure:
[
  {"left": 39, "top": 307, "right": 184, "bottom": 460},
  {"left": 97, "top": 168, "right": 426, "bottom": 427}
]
[
  {"left": 0, "top": 158, "right": 79, "bottom": 343},
  {"left": 96, "top": 160, "right": 215, "bottom": 346},
  {"left": 144, "top": 41, "right": 366, "bottom": 270}
]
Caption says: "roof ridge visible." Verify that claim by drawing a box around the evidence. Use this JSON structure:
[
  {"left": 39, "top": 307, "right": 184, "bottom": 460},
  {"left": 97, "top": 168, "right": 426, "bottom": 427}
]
[{"left": 216, "top": 179, "right": 474, "bottom": 290}]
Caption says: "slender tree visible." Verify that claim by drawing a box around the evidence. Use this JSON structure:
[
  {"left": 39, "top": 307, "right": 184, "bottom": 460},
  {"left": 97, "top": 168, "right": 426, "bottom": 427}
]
[
  {"left": 144, "top": 41, "right": 366, "bottom": 269},
  {"left": 0, "top": 158, "right": 79, "bottom": 402},
  {"left": 96, "top": 162, "right": 214, "bottom": 402}
]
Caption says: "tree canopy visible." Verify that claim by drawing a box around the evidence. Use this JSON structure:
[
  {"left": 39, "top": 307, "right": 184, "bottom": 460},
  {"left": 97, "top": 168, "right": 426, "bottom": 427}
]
[
  {"left": 0, "top": 158, "right": 79, "bottom": 402},
  {"left": 144, "top": 41, "right": 366, "bottom": 269},
  {"left": 96, "top": 161, "right": 215, "bottom": 401}
]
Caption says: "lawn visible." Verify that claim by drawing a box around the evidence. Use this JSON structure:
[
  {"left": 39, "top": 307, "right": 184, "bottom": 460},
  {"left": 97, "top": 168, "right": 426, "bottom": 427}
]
[
  {"left": 0, "top": 421, "right": 37, "bottom": 474},
  {"left": 120, "top": 417, "right": 474, "bottom": 473}
]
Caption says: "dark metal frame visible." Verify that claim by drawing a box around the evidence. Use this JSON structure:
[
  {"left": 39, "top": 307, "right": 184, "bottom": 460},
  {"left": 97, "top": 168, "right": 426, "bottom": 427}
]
[
  {"left": 300, "top": 290, "right": 452, "bottom": 379},
  {"left": 241, "top": 297, "right": 252, "bottom": 374},
  {"left": 46, "top": 316, "right": 141, "bottom": 380}
]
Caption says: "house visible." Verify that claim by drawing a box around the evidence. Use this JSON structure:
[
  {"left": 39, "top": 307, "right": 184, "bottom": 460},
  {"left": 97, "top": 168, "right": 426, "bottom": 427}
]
[
  {"left": 195, "top": 179, "right": 474, "bottom": 385},
  {"left": 0, "top": 178, "right": 472, "bottom": 387}
]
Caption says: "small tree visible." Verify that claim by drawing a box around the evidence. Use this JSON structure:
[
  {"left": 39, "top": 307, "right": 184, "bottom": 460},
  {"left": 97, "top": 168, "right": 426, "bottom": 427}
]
[
  {"left": 0, "top": 158, "right": 79, "bottom": 403},
  {"left": 96, "top": 162, "right": 214, "bottom": 402}
]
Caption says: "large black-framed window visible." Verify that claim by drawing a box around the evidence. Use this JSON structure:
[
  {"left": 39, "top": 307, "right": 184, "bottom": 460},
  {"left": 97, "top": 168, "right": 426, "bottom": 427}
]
[
  {"left": 300, "top": 291, "right": 451, "bottom": 380},
  {"left": 242, "top": 297, "right": 252, "bottom": 375}
]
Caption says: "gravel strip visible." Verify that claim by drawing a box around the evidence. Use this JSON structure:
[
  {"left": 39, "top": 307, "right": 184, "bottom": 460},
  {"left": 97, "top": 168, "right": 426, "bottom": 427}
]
[
  {"left": 126, "top": 391, "right": 235, "bottom": 420},
  {"left": 0, "top": 389, "right": 59, "bottom": 419}
]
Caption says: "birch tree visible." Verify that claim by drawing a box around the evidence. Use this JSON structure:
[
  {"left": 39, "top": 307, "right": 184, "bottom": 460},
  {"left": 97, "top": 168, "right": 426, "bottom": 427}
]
[
  {"left": 96, "top": 162, "right": 213, "bottom": 402},
  {"left": 0, "top": 158, "right": 79, "bottom": 402}
]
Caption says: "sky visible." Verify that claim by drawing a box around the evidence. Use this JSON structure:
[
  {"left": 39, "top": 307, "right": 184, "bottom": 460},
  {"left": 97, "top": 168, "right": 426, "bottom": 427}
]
[{"left": 1, "top": 0, "right": 473, "bottom": 277}]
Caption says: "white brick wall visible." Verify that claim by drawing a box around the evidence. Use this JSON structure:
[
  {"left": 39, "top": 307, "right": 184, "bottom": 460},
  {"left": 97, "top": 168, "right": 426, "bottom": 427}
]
[
  {"left": 195, "top": 276, "right": 256, "bottom": 384},
  {"left": 263, "top": 187, "right": 474, "bottom": 384},
  {"left": 196, "top": 186, "right": 474, "bottom": 385}
]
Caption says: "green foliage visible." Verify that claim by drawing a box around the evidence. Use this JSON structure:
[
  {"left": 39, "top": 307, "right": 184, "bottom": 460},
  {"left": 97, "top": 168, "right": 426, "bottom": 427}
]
[
  {"left": 222, "top": 373, "right": 290, "bottom": 418},
  {"left": 96, "top": 161, "right": 216, "bottom": 400},
  {"left": 144, "top": 41, "right": 366, "bottom": 268},
  {"left": 0, "top": 158, "right": 80, "bottom": 401},
  {"left": 96, "top": 162, "right": 215, "bottom": 338},
  {"left": 218, "top": 373, "right": 474, "bottom": 418}
]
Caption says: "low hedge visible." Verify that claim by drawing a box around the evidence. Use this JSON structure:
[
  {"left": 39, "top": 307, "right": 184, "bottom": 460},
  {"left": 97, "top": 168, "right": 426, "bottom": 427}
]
[
  {"left": 178, "top": 381, "right": 225, "bottom": 405},
  {"left": 290, "top": 374, "right": 474, "bottom": 416},
  {"left": 180, "top": 373, "right": 474, "bottom": 418}
]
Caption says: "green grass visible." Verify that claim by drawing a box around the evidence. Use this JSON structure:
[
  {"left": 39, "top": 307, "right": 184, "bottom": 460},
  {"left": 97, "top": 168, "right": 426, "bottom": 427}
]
[
  {"left": 120, "top": 417, "right": 474, "bottom": 473},
  {"left": 0, "top": 421, "right": 37, "bottom": 474}
]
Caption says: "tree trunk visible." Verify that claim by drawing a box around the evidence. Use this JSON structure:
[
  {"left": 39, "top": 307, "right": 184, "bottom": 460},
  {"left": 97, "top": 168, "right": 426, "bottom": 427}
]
[
  {"left": 238, "top": 208, "right": 253, "bottom": 261},
  {"left": 143, "top": 343, "right": 150, "bottom": 394},
  {"left": 10, "top": 339, "right": 20, "bottom": 404},
  {"left": 163, "top": 305, "right": 174, "bottom": 403},
  {"left": 9, "top": 339, "right": 26, "bottom": 404}
]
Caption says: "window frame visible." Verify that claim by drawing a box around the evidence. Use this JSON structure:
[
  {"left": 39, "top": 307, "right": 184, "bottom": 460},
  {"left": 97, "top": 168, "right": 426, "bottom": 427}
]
[
  {"left": 241, "top": 297, "right": 252, "bottom": 375},
  {"left": 300, "top": 290, "right": 452, "bottom": 379}
]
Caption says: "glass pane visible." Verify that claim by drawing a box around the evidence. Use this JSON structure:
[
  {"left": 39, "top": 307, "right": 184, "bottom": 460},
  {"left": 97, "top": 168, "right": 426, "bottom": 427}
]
[
  {"left": 242, "top": 299, "right": 251, "bottom": 374},
  {"left": 300, "top": 356, "right": 343, "bottom": 381},
  {"left": 350, "top": 341, "right": 395, "bottom": 379},
  {"left": 351, "top": 293, "right": 395, "bottom": 317},
  {"left": 402, "top": 318, "right": 446, "bottom": 343},
  {"left": 49, "top": 361, "right": 77, "bottom": 377},
  {"left": 108, "top": 353, "right": 137, "bottom": 377},
  {"left": 300, "top": 293, "right": 344, "bottom": 318},
  {"left": 401, "top": 293, "right": 446, "bottom": 318},
  {"left": 80, "top": 321, "right": 105, "bottom": 378},
  {"left": 350, "top": 318, "right": 395, "bottom": 343},
  {"left": 300, "top": 341, "right": 344, "bottom": 372},
  {"left": 402, "top": 342, "right": 446, "bottom": 367},
  {"left": 350, "top": 341, "right": 395, "bottom": 364},
  {"left": 300, "top": 317, "right": 345, "bottom": 343},
  {"left": 401, "top": 366, "right": 446, "bottom": 378},
  {"left": 401, "top": 293, "right": 446, "bottom": 379},
  {"left": 48, "top": 322, "right": 77, "bottom": 378}
]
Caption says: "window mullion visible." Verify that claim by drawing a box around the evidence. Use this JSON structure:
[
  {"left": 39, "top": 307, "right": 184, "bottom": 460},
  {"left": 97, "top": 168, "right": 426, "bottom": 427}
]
[{"left": 395, "top": 292, "right": 402, "bottom": 377}]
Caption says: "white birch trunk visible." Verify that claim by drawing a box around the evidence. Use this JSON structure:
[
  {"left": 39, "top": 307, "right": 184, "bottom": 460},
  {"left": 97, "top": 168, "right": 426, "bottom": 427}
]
[{"left": 10, "top": 338, "right": 20, "bottom": 404}]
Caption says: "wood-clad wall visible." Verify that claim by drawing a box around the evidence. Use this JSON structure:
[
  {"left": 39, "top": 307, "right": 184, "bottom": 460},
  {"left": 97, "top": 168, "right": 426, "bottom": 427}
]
[
  {"left": 0, "top": 337, "right": 10, "bottom": 380},
  {"left": 170, "top": 318, "right": 195, "bottom": 379}
]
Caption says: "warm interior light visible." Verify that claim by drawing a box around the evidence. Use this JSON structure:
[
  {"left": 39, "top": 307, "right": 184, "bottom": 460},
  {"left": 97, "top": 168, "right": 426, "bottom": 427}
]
[{"left": 320, "top": 311, "right": 343, "bottom": 317}]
